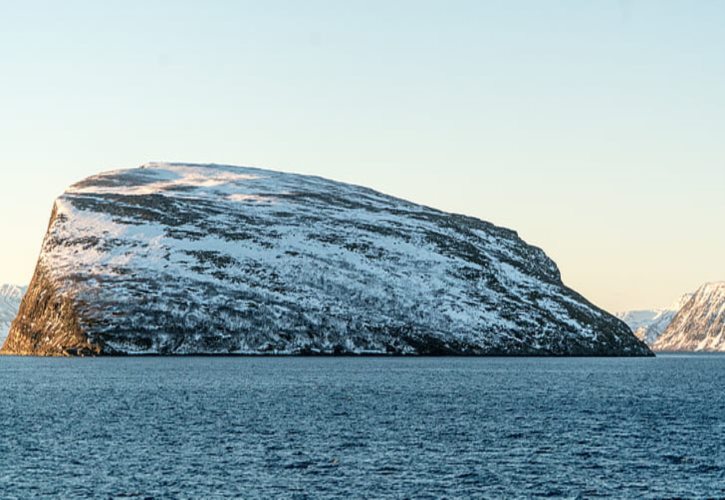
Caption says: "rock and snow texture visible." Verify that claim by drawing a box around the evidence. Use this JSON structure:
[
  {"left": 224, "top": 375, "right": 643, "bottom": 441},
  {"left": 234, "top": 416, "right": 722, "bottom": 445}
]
[
  {"left": 1, "top": 163, "right": 651, "bottom": 356},
  {"left": 653, "top": 282, "right": 725, "bottom": 351},
  {"left": 617, "top": 293, "right": 693, "bottom": 345},
  {"left": 0, "top": 285, "right": 25, "bottom": 347}
]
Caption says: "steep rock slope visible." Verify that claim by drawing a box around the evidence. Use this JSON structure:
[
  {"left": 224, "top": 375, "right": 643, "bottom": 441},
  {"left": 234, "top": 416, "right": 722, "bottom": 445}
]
[
  {"left": 0, "top": 285, "right": 26, "bottom": 347},
  {"left": 2, "top": 163, "right": 650, "bottom": 356},
  {"left": 653, "top": 282, "right": 725, "bottom": 351},
  {"left": 617, "top": 293, "right": 693, "bottom": 345}
]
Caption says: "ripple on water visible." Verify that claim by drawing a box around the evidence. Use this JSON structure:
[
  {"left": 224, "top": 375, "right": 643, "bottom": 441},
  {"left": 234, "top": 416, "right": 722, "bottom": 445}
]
[{"left": 1, "top": 355, "right": 725, "bottom": 498}]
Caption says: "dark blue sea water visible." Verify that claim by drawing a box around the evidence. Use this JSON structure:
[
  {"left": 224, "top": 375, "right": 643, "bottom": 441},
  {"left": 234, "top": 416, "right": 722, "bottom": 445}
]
[{"left": 1, "top": 355, "right": 724, "bottom": 499}]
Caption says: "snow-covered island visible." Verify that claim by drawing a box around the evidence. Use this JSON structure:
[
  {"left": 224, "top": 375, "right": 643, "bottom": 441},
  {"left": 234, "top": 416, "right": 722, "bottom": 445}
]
[{"left": 1, "top": 163, "right": 651, "bottom": 356}]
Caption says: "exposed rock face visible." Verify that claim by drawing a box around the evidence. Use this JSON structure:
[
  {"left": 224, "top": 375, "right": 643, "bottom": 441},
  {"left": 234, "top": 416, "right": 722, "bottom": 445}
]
[
  {"left": 617, "top": 293, "right": 693, "bottom": 345},
  {"left": 1, "top": 163, "right": 651, "bottom": 356},
  {"left": 0, "top": 284, "right": 26, "bottom": 347},
  {"left": 653, "top": 282, "right": 725, "bottom": 351},
  {"left": 3, "top": 264, "right": 97, "bottom": 356}
]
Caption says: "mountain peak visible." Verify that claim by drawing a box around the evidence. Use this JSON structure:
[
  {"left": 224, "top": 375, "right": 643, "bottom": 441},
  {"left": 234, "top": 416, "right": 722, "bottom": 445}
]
[
  {"left": 669, "top": 292, "right": 695, "bottom": 311},
  {"left": 697, "top": 281, "right": 725, "bottom": 295}
]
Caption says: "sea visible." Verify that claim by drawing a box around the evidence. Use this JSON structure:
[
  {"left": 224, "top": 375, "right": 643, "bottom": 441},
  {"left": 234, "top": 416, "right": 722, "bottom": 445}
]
[{"left": 1, "top": 355, "right": 724, "bottom": 499}]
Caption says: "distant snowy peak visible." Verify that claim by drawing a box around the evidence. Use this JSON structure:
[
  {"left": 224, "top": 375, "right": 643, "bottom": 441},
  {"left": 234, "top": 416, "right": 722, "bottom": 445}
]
[
  {"left": 617, "top": 292, "right": 694, "bottom": 346},
  {"left": 616, "top": 310, "right": 660, "bottom": 333},
  {"left": 0, "top": 284, "right": 25, "bottom": 301},
  {"left": 654, "top": 282, "right": 725, "bottom": 351},
  {"left": 0, "top": 284, "right": 26, "bottom": 348},
  {"left": 2, "top": 162, "right": 650, "bottom": 356}
]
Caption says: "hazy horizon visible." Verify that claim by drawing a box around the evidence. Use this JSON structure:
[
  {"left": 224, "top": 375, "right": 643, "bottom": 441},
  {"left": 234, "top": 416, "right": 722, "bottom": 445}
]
[{"left": 1, "top": 0, "right": 723, "bottom": 312}]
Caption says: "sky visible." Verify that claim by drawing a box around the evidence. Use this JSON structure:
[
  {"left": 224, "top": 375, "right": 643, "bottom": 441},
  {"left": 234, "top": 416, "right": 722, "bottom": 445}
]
[{"left": 0, "top": 0, "right": 723, "bottom": 313}]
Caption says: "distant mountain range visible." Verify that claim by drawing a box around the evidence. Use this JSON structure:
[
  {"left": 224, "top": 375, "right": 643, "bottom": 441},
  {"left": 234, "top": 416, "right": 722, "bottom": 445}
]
[
  {"left": 617, "top": 293, "right": 693, "bottom": 345},
  {"left": 0, "top": 285, "right": 25, "bottom": 347},
  {"left": 619, "top": 283, "right": 725, "bottom": 351}
]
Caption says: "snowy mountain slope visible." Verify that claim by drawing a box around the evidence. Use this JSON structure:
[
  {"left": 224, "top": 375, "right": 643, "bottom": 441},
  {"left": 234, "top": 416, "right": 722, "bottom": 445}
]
[
  {"left": 653, "top": 282, "right": 725, "bottom": 351},
  {"left": 1, "top": 163, "right": 651, "bottom": 356},
  {"left": 617, "top": 293, "right": 693, "bottom": 345},
  {"left": 0, "top": 285, "right": 26, "bottom": 347}
]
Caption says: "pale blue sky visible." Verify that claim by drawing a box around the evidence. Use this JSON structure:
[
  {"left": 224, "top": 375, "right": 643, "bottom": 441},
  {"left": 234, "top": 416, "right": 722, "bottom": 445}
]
[{"left": 0, "top": 0, "right": 723, "bottom": 312}]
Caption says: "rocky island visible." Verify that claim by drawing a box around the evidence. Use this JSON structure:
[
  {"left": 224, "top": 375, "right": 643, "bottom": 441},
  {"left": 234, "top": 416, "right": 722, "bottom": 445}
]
[{"left": 1, "top": 163, "right": 651, "bottom": 356}]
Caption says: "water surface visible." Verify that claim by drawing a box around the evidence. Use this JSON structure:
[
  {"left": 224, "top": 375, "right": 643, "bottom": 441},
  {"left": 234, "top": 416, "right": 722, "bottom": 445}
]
[{"left": 1, "top": 355, "right": 724, "bottom": 498}]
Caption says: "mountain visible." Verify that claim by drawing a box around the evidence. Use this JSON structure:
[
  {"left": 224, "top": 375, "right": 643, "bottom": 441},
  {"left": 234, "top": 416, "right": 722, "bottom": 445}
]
[
  {"left": 617, "top": 293, "right": 693, "bottom": 345},
  {"left": 617, "top": 310, "right": 660, "bottom": 336},
  {"left": 653, "top": 282, "right": 725, "bottom": 351},
  {"left": 0, "top": 285, "right": 26, "bottom": 347},
  {"left": 1, "top": 162, "right": 650, "bottom": 356}
]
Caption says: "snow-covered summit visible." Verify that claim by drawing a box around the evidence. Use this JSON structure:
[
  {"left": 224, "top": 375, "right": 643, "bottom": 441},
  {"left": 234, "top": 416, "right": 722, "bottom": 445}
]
[
  {"left": 2, "top": 163, "right": 650, "bottom": 356},
  {"left": 617, "top": 310, "right": 660, "bottom": 334}
]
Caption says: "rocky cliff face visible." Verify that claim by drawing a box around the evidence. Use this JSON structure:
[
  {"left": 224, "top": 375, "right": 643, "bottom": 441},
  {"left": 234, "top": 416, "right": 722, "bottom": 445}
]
[
  {"left": 653, "top": 282, "right": 725, "bottom": 351},
  {"left": 1, "top": 163, "right": 651, "bottom": 356},
  {"left": 0, "top": 285, "right": 25, "bottom": 347}
]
